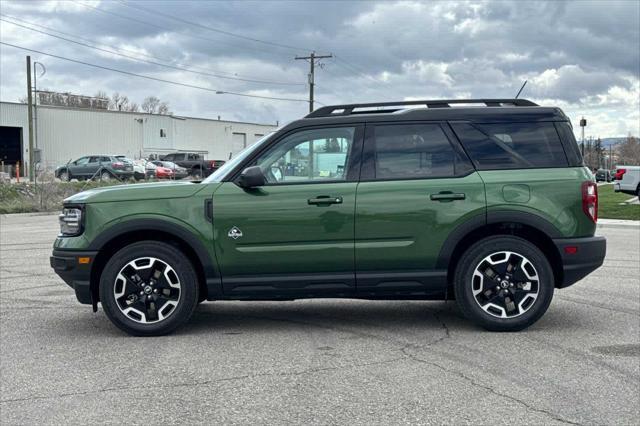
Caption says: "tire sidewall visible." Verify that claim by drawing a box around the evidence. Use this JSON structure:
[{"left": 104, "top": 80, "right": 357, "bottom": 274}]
[
  {"left": 454, "top": 236, "right": 554, "bottom": 331},
  {"left": 99, "top": 241, "right": 199, "bottom": 336}
]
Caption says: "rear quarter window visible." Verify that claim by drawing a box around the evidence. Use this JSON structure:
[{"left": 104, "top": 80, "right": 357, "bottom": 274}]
[{"left": 451, "top": 122, "right": 568, "bottom": 170}]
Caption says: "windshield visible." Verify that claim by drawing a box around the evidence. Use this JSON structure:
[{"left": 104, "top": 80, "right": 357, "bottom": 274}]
[{"left": 202, "top": 132, "right": 275, "bottom": 183}]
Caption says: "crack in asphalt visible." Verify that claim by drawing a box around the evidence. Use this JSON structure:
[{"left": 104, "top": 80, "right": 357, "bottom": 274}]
[
  {"left": 0, "top": 283, "right": 63, "bottom": 294},
  {"left": 0, "top": 355, "right": 409, "bottom": 405},
  {"left": 258, "top": 309, "right": 580, "bottom": 426},
  {"left": 400, "top": 346, "right": 581, "bottom": 425},
  {"left": 556, "top": 295, "right": 640, "bottom": 317}
]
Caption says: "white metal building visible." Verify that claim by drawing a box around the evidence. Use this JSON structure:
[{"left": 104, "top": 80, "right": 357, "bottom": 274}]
[{"left": 0, "top": 101, "right": 277, "bottom": 175}]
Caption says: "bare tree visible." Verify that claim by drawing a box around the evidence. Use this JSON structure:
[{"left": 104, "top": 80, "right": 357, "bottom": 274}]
[
  {"left": 157, "top": 101, "right": 171, "bottom": 115},
  {"left": 618, "top": 134, "right": 640, "bottom": 165},
  {"left": 110, "top": 92, "right": 130, "bottom": 111},
  {"left": 141, "top": 96, "right": 160, "bottom": 113},
  {"left": 142, "top": 96, "right": 171, "bottom": 115},
  {"left": 94, "top": 90, "right": 109, "bottom": 101}
]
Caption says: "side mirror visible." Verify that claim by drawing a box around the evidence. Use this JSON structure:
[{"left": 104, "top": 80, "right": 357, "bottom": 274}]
[{"left": 237, "top": 166, "right": 266, "bottom": 188}]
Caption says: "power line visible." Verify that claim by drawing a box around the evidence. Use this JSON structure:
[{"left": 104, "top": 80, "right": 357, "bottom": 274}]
[
  {"left": 1, "top": 13, "right": 303, "bottom": 84},
  {"left": 70, "top": 0, "right": 298, "bottom": 60},
  {"left": 0, "top": 16, "right": 306, "bottom": 86},
  {"left": 0, "top": 42, "right": 310, "bottom": 103},
  {"left": 118, "top": 0, "right": 309, "bottom": 52},
  {"left": 74, "top": 0, "right": 382, "bottom": 89},
  {"left": 332, "top": 55, "right": 382, "bottom": 84}
]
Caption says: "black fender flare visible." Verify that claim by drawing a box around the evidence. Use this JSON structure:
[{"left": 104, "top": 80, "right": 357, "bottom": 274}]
[
  {"left": 436, "top": 210, "right": 562, "bottom": 270},
  {"left": 89, "top": 218, "right": 221, "bottom": 298}
]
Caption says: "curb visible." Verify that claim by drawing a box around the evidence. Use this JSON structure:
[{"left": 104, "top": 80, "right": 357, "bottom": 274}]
[
  {"left": 0, "top": 211, "right": 58, "bottom": 218},
  {"left": 597, "top": 219, "right": 640, "bottom": 229}
]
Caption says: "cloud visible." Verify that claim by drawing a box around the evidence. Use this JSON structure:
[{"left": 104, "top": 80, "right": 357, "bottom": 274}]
[{"left": 0, "top": 0, "right": 638, "bottom": 137}]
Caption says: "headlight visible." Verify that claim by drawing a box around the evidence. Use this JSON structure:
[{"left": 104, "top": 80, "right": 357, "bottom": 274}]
[{"left": 59, "top": 207, "right": 83, "bottom": 236}]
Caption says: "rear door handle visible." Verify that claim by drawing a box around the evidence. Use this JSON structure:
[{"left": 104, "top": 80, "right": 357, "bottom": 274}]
[
  {"left": 308, "top": 195, "right": 343, "bottom": 205},
  {"left": 430, "top": 192, "right": 466, "bottom": 201}
]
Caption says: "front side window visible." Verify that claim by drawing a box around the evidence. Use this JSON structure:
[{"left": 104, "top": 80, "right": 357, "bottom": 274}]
[
  {"left": 74, "top": 157, "right": 89, "bottom": 165},
  {"left": 451, "top": 122, "right": 568, "bottom": 170},
  {"left": 253, "top": 127, "right": 355, "bottom": 184},
  {"left": 372, "top": 124, "right": 464, "bottom": 179}
]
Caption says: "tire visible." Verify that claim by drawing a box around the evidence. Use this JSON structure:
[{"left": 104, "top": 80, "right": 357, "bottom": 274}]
[
  {"left": 58, "top": 170, "right": 70, "bottom": 181},
  {"left": 191, "top": 168, "right": 202, "bottom": 179},
  {"left": 99, "top": 241, "right": 199, "bottom": 336},
  {"left": 454, "top": 236, "right": 554, "bottom": 332},
  {"left": 100, "top": 170, "right": 112, "bottom": 181}
]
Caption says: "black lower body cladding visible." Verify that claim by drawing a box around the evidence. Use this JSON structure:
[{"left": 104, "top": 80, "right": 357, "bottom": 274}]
[{"left": 552, "top": 236, "right": 606, "bottom": 288}]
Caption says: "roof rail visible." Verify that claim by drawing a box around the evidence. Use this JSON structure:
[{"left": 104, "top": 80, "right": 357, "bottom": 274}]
[{"left": 306, "top": 98, "right": 538, "bottom": 118}]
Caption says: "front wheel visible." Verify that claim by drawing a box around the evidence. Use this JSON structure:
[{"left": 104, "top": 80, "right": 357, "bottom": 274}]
[
  {"left": 58, "top": 170, "right": 70, "bottom": 181},
  {"left": 454, "top": 236, "right": 554, "bottom": 332},
  {"left": 99, "top": 241, "right": 199, "bottom": 336}
]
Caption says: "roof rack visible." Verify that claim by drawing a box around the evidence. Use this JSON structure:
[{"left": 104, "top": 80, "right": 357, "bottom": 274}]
[{"left": 306, "top": 98, "right": 538, "bottom": 118}]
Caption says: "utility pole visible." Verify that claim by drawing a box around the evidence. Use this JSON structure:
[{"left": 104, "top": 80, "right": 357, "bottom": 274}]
[
  {"left": 26, "top": 56, "right": 34, "bottom": 182},
  {"left": 579, "top": 117, "right": 587, "bottom": 158},
  {"left": 295, "top": 52, "right": 332, "bottom": 113}
]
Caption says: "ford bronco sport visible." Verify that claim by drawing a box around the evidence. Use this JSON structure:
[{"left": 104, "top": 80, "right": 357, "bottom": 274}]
[{"left": 50, "top": 99, "right": 606, "bottom": 336}]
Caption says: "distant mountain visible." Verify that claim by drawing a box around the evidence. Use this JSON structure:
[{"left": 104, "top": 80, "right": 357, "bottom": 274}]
[{"left": 600, "top": 138, "right": 627, "bottom": 147}]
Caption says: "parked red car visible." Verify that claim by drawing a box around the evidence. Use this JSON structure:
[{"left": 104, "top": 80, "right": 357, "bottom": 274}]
[{"left": 153, "top": 164, "right": 174, "bottom": 179}]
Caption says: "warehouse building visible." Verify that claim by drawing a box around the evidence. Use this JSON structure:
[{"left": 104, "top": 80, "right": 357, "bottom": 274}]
[{"left": 0, "top": 101, "right": 278, "bottom": 176}]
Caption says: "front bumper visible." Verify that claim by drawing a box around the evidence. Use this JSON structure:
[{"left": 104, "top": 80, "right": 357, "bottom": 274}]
[
  {"left": 553, "top": 236, "right": 606, "bottom": 288},
  {"left": 50, "top": 249, "right": 98, "bottom": 305}
]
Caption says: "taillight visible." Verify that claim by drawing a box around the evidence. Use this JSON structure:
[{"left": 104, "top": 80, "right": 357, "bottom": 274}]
[
  {"left": 209, "top": 160, "right": 217, "bottom": 167},
  {"left": 112, "top": 162, "right": 124, "bottom": 169},
  {"left": 582, "top": 181, "right": 598, "bottom": 223},
  {"left": 616, "top": 168, "right": 626, "bottom": 179}
]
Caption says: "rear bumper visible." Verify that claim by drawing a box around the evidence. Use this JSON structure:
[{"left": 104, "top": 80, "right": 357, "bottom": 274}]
[
  {"left": 50, "top": 249, "right": 98, "bottom": 305},
  {"left": 553, "top": 236, "right": 606, "bottom": 288}
]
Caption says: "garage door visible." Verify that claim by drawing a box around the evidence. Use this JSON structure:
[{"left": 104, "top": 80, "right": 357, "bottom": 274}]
[{"left": 232, "top": 132, "right": 247, "bottom": 155}]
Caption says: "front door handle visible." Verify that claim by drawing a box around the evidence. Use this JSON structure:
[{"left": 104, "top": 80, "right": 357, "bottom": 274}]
[
  {"left": 430, "top": 192, "right": 466, "bottom": 201},
  {"left": 308, "top": 195, "right": 343, "bottom": 205}
]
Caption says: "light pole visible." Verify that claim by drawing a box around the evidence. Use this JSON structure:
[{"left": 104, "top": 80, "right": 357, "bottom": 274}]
[{"left": 579, "top": 117, "right": 587, "bottom": 158}]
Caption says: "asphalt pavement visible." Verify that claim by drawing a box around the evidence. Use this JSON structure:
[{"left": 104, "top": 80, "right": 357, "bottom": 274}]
[{"left": 1, "top": 213, "right": 638, "bottom": 425}]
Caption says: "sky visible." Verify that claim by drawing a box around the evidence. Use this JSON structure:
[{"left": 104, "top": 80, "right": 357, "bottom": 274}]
[{"left": 0, "top": 0, "right": 638, "bottom": 138}]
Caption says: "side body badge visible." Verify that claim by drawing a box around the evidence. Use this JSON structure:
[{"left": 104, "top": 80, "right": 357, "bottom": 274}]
[{"left": 228, "top": 226, "right": 243, "bottom": 239}]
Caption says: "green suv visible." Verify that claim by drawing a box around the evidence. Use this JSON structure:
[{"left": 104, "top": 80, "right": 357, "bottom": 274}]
[{"left": 50, "top": 99, "right": 606, "bottom": 336}]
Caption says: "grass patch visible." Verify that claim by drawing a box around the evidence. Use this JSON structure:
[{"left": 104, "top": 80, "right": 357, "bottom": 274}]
[
  {"left": 0, "top": 180, "right": 131, "bottom": 214},
  {"left": 598, "top": 184, "right": 640, "bottom": 220}
]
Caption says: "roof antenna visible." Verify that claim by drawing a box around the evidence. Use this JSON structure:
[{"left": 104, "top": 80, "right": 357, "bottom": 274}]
[{"left": 515, "top": 80, "right": 528, "bottom": 99}]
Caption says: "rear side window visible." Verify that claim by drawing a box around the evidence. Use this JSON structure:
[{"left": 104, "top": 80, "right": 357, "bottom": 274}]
[
  {"left": 372, "top": 124, "right": 470, "bottom": 179},
  {"left": 451, "top": 122, "right": 568, "bottom": 170}
]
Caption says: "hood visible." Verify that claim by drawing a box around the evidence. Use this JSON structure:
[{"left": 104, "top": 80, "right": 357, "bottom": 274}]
[{"left": 64, "top": 181, "right": 216, "bottom": 204}]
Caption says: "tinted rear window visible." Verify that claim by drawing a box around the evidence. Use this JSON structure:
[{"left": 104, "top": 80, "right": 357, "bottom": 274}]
[
  {"left": 451, "top": 122, "right": 568, "bottom": 170},
  {"left": 372, "top": 124, "right": 471, "bottom": 179}
]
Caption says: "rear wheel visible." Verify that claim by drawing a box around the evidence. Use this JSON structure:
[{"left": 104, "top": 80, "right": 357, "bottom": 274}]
[
  {"left": 191, "top": 168, "right": 202, "bottom": 179},
  {"left": 99, "top": 241, "right": 199, "bottom": 336},
  {"left": 100, "top": 170, "right": 112, "bottom": 181},
  {"left": 454, "top": 236, "right": 554, "bottom": 331}
]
